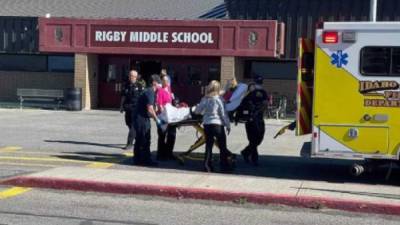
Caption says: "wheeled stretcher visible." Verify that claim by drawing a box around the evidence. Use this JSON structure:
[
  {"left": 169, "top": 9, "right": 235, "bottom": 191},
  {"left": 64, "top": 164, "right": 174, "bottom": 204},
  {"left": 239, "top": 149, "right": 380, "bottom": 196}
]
[
  {"left": 169, "top": 118, "right": 207, "bottom": 164},
  {"left": 159, "top": 83, "right": 249, "bottom": 164}
]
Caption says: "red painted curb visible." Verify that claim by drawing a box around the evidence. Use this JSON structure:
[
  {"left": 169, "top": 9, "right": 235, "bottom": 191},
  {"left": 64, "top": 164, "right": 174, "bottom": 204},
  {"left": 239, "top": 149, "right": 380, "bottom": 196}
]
[{"left": 1, "top": 176, "right": 400, "bottom": 215}]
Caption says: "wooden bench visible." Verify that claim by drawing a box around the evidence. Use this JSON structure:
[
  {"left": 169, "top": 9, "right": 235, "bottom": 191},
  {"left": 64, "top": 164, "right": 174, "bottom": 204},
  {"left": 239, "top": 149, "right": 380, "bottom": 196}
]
[{"left": 17, "top": 88, "right": 64, "bottom": 110}]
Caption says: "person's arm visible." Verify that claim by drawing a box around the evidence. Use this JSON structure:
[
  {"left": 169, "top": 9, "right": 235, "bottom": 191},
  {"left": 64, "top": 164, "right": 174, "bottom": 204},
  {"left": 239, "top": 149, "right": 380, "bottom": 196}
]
[
  {"left": 147, "top": 104, "right": 158, "bottom": 121},
  {"left": 194, "top": 98, "right": 206, "bottom": 115},
  {"left": 120, "top": 96, "right": 125, "bottom": 113},
  {"left": 145, "top": 90, "right": 163, "bottom": 125},
  {"left": 217, "top": 98, "right": 231, "bottom": 131},
  {"left": 155, "top": 91, "right": 164, "bottom": 113}
]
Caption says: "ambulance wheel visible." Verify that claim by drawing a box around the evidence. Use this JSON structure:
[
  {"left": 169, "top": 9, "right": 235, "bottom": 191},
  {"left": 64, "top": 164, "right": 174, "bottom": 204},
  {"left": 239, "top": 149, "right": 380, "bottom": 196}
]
[{"left": 350, "top": 163, "right": 365, "bottom": 177}]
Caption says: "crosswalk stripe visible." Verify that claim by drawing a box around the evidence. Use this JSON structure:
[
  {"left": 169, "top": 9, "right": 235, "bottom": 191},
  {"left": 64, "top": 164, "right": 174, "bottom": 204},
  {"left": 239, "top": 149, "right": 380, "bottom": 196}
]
[{"left": 0, "top": 187, "right": 31, "bottom": 200}]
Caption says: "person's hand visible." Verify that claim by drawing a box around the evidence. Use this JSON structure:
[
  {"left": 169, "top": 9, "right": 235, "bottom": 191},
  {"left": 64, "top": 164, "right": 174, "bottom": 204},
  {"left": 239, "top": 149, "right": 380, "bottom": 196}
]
[
  {"left": 226, "top": 127, "right": 231, "bottom": 135},
  {"left": 156, "top": 118, "right": 163, "bottom": 127}
]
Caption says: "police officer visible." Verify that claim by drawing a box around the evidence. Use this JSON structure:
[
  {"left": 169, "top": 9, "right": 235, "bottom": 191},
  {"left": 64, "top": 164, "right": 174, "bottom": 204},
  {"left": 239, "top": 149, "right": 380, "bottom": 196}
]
[
  {"left": 133, "top": 74, "right": 163, "bottom": 166},
  {"left": 120, "top": 70, "right": 144, "bottom": 150},
  {"left": 240, "top": 76, "right": 268, "bottom": 166}
]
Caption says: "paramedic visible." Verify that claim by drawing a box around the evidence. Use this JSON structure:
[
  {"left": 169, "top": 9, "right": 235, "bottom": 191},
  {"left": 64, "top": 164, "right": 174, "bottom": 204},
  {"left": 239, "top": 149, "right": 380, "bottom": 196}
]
[
  {"left": 240, "top": 76, "right": 268, "bottom": 166},
  {"left": 194, "top": 80, "right": 234, "bottom": 172},
  {"left": 156, "top": 75, "right": 177, "bottom": 161},
  {"left": 120, "top": 70, "right": 144, "bottom": 150},
  {"left": 133, "top": 74, "right": 163, "bottom": 166}
]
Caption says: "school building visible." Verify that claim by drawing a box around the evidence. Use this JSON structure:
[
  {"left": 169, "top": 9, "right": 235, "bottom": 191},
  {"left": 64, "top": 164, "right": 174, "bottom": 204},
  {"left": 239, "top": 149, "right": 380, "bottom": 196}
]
[{"left": 0, "top": 0, "right": 399, "bottom": 110}]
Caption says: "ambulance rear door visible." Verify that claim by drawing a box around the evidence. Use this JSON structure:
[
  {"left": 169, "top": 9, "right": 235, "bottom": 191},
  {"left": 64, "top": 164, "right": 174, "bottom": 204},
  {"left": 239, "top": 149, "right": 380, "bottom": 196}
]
[
  {"left": 312, "top": 22, "right": 400, "bottom": 159},
  {"left": 296, "top": 38, "right": 314, "bottom": 136}
]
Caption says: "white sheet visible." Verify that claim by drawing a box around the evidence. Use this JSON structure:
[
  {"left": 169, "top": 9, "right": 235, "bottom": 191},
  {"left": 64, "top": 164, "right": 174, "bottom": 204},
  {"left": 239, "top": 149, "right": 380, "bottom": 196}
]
[
  {"left": 225, "top": 83, "right": 248, "bottom": 112},
  {"left": 158, "top": 103, "right": 191, "bottom": 124}
]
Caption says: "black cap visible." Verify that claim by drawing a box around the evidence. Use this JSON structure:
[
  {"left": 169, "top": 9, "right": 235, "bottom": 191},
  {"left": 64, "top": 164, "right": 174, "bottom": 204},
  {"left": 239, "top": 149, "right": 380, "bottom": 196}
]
[{"left": 254, "top": 75, "right": 263, "bottom": 84}]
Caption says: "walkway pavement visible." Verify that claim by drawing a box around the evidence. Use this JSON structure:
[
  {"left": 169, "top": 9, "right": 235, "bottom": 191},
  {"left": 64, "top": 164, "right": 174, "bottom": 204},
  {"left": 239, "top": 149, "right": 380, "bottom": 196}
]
[{"left": 2, "top": 166, "right": 400, "bottom": 215}]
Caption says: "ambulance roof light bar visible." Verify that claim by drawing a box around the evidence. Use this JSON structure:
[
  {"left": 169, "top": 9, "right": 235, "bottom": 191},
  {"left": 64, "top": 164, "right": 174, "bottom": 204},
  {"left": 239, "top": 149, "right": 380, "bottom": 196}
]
[{"left": 322, "top": 31, "right": 339, "bottom": 44}]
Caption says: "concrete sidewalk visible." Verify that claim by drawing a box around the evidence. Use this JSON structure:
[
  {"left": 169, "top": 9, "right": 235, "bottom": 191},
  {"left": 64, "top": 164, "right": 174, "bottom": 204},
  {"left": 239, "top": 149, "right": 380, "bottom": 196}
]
[{"left": 2, "top": 166, "right": 400, "bottom": 215}]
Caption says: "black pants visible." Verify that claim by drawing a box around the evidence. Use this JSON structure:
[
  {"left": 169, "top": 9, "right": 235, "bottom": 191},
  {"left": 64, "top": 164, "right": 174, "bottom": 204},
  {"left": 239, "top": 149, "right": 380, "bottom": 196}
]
[
  {"left": 124, "top": 110, "right": 136, "bottom": 145},
  {"left": 243, "top": 119, "right": 265, "bottom": 163},
  {"left": 133, "top": 115, "right": 152, "bottom": 164},
  {"left": 204, "top": 124, "right": 230, "bottom": 169},
  {"left": 157, "top": 125, "right": 177, "bottom": 158}
]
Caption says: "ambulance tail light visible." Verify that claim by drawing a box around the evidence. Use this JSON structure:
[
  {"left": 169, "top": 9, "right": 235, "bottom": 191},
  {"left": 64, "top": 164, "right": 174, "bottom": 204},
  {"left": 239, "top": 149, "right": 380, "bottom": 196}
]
[{"left": 322, "top": 31, "right": 339, "bottom": 44}]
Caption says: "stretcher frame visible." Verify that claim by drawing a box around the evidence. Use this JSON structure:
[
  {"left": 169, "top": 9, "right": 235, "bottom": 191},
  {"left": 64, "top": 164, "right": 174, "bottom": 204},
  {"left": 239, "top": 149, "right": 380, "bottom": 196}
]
[{"left": 169, "top": 119, "right": 219, "bottom": 165}]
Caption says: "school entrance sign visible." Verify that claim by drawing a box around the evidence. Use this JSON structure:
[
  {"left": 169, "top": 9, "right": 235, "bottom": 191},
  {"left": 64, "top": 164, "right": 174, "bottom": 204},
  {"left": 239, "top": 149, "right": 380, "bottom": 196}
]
[{"left": 39, "top": 18, "right": 284, "bottom": 57}]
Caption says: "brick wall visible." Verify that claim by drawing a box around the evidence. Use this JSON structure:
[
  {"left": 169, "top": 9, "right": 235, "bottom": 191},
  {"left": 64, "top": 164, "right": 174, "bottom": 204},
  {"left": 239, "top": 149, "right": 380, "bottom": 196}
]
[
  {"left": 220, "top": 56, "right": 235, "bottom": 87},
  {"left": 0, "top": 71, "right": 74, "bottom": 101},
  {"left": 226, "top": 57, "right": 297, "bottom": 113},
  {"left": 74, "top": 53, "right": 98, "bottom": 110}
]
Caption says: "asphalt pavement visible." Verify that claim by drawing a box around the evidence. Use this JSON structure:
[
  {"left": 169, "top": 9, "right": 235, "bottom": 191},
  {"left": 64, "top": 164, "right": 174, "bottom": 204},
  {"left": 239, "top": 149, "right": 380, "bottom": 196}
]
[
  {"left": 1, "top": 109, "right": 400, "bottom": 217},
  {"left": 0, "top": 188, "right": 399, "bottom": 225}
]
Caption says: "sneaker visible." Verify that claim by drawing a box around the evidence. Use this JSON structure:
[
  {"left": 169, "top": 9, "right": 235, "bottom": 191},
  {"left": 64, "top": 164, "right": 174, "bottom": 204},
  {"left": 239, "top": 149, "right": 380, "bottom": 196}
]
[
  {"left": 204, "top": 164, "right": 214, "bottom": 173},
  {"left": 123, "top": 144, "right": 133, "bottom": 151},
  {"left": 241, "top": 150, "right": 250, "bottom": 163}
]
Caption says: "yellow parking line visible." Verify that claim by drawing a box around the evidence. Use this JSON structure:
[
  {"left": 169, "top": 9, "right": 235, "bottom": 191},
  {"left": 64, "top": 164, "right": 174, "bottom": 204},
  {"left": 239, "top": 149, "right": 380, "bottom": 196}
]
[
  {"left": 0, "top": 187, "right": 32, "bottom": 200},
  {"left": 86, "top": 162, "right": 114, "bottom": 169},
  {"left": 123, "top": 152, "right": 133, "bottom": 157},
  {"left": 86, "top": 152, "right": 133, "bottom": 169},
  {"left": 0, "top": 146, "right": 22, "bottom": 153},
  {"left": 0, "top": 162, "right": 57, "bottom": 168},
  {"left": 0, "top": 151, "right": 80, "bottom": 156},
  {"left": 0, "top": 156, "right": 90, "bottom": 164}
]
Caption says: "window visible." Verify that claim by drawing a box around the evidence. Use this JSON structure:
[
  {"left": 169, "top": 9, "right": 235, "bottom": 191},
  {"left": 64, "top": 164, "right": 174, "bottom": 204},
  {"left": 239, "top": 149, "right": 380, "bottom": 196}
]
[
  {"left": 0, "top": 54, "right": 47, "bottom": 72},
  {"left": 107, "top": 64, "right": 118, "bottom": 82},
  {"left": 360, "top": 47, "right": 400, "bottom": 76},
  {"left": 392, "top": 48, "right": 400, "bottom": 75},
  {"left": 0, "top": 54, "right": 74, "bottom": 73},
  {"left": 207, "top": 65, "right": 220, "bottom": 82},
  {"left": 244, "top": 60, "right": 297, "bottom": 80},
  {"left": 48, "top": 56, "right": 74, "bottom": 72},
  {"left": 187, "top": 65, "right": 202, "bottom": 86}
]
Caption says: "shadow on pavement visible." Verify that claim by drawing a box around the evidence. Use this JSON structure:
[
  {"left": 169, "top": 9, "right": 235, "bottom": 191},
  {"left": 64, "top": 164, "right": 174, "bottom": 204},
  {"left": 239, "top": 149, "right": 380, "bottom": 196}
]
[
  {"left": 53, "top": 151, "right": 130, "bottom": 164},
  {"left": 45, "top": 140, "right": 123, "bottom": 149},
  {"left": 53, "top": 150, "right": 400, "bottom": 187},
  {"left": 296, "top": 187, "right": 400, "bottom": 200}
]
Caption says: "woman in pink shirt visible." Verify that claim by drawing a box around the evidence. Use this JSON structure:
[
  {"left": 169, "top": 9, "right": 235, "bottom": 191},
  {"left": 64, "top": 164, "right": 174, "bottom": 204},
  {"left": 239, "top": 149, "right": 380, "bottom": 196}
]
[{"left": 156, "top": 75, "right": 177, "bottom": 161}]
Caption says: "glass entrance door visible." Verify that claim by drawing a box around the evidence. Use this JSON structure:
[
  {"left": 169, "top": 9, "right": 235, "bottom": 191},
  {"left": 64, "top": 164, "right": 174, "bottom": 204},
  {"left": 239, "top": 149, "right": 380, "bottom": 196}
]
[{"left": 98, "top": 56, "right": 129, "bottom": 108}]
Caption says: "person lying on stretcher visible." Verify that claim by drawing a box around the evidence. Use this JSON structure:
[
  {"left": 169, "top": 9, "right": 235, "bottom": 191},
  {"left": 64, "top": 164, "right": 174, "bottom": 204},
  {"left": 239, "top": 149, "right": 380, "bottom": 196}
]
[{"left": 157, "top": 80, "right": 248, "bottom": 126}]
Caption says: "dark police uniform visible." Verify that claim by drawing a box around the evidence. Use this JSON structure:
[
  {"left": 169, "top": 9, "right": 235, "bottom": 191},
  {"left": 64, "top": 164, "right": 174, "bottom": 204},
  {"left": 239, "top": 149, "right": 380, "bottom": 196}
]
[
  {"left": 240, "top": 86, "right": 268, "bottom": 165},
  {"left": 133, "top": 87, "right": 156, "bottom": 165},
  {"left": 122, "top": 81, "right": 144, "bottom": 147}
]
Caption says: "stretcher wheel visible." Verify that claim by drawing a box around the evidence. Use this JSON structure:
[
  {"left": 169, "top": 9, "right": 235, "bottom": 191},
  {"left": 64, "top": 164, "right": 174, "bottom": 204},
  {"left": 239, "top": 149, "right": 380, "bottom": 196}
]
[{"left": 176, "top": 154, "right": 185, "bottom": 165}]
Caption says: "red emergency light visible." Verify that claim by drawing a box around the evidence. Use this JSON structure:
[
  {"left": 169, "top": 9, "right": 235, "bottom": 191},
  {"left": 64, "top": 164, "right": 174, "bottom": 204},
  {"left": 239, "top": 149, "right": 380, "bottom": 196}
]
[{"left": 322, "top": 31, "right": 339, "bottom": 44}]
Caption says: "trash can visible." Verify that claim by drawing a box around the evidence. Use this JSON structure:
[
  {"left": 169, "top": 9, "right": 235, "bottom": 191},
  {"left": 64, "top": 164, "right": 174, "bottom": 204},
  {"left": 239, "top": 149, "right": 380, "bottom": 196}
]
[{"left": 65, "top": 88, "right": 82, "bottom": 111}]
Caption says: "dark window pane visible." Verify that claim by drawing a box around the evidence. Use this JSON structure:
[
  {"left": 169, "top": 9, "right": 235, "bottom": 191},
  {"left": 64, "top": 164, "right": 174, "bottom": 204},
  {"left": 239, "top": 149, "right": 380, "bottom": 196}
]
[
  {"left": 207, "top": 64, "right": 220, "bottom": 82},
  {"left": 187, "top": 65, "right": 202, "bottom": 86},
  {"left": 48, "top": 55, "right": 74, "bottom": 73},
  {"left": 244, "top": 60, "right": 297, "bottom": 80},
  {"left": 391, "top": 48, "right": 400, "bottom": 75},
  {"left": 0, "top": 54, "right": 46, "bottom": 71},
  {"left": 360, "top": 47, "right": 391, "bottom": 76}
]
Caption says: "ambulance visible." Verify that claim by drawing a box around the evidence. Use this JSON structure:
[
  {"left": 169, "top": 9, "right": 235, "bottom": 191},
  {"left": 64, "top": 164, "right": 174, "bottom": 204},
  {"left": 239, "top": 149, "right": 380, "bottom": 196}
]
[{"left": 296, "top": 22, "right": 400, "bottom": 174}]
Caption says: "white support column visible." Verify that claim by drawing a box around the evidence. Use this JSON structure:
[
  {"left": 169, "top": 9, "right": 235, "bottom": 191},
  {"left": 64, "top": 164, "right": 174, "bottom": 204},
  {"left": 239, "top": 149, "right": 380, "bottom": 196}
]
[{"left": 370, "top": 0, "right": 378, "bottom": 22}]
